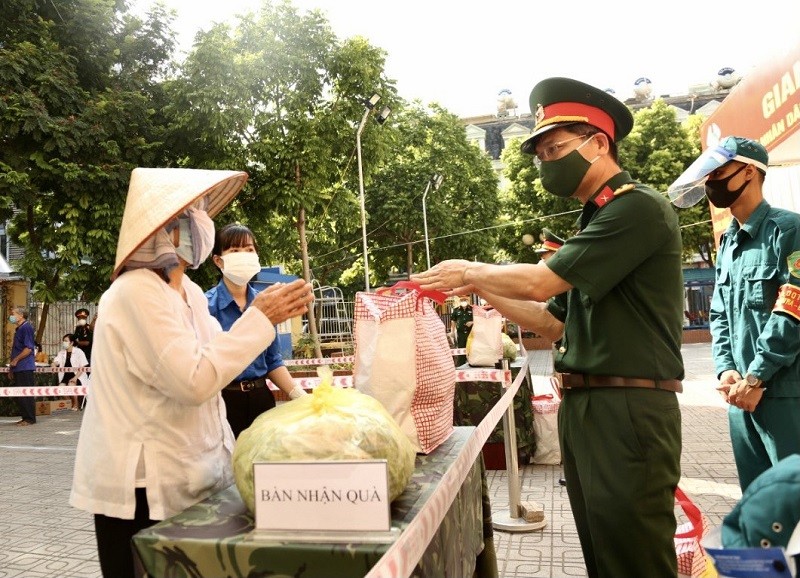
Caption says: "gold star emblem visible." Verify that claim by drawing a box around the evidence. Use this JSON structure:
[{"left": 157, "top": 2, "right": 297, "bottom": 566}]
[{"left": 535, "top": 104, "right": 545, "bottom": 124}]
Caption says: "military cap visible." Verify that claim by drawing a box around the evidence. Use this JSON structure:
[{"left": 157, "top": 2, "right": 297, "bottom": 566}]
[
  {"left": 535, "top": 228, "right": 565, "bottom": 254},
  {"left": 721, "top": 454, "right": 800, "bottom": 549},
  {"left": 520, "top": 77, "right": 634, "bottom": 154},
  {"left": 668, "top": 136, "right": 769, "bottom": 208},
  {"left": 75, "top": 308, "right": 90, "bottom": 318}
]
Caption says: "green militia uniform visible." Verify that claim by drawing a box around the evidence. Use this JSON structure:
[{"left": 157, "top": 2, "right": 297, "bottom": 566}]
[
  {"left": 710, "top": 200, "right": 800, "bottom": 491},
  {"left": 545, "top": 172, "right": 684, "bottom": 578},
  {"left": 450, "top": 304, "right": 473, "bottom": 366}
]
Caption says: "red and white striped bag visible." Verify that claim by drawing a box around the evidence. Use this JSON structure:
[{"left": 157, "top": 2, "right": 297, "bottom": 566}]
[{"left": 353, "top": 282, "right": 456, "bottom": 454}]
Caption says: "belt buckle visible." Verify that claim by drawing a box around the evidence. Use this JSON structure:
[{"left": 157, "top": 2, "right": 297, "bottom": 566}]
[{"left": 240, "top": 380, "right": 255, "bottom": 392}]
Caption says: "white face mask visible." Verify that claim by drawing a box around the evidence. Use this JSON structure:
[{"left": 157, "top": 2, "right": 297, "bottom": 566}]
[
  {"left": 175, "top": 207, "right": 215, "bottom": 269},
  {"left": 220, "top": 252, "right": 261, "bottom": 286},
  {"left": 62, "top": 341, "right": 70, "bottom": 349},
  {"left": 77, "top": 319, "right": 87, "bottom": 326}
]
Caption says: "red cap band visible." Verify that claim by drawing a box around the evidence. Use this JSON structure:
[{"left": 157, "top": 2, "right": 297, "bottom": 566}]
[{"left": 537, "top": 102, "right": 616, "bottom": 140}]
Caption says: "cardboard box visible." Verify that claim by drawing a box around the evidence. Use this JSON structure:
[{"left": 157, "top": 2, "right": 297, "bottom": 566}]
[
  {"left": 34, "top": 399, "right": 73, "bottom": 416},
  {"left": 49, "top": 399, "right": 72, "bottom": 412}
]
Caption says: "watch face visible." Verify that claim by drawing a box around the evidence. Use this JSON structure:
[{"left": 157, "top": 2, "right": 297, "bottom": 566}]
[{"left": 746, "top": 375, "right": 759, "bottom": 386}]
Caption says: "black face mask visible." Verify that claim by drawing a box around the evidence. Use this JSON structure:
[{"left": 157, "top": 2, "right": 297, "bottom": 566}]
[{"left": 704, "top": 164, "right": 748, "bottom": 208}]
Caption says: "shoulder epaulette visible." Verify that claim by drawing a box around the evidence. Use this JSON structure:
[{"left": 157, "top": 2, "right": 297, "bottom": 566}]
[{"left": 613, "top": 183, "right": 636, "bottom": 196}]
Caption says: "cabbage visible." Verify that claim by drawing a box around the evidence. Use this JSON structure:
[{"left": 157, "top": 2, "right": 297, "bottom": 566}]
[
  {"left": 232, "top": 367, "right": 416, "bottom": 514},
  {"left": 502, "top": 333, "right": 519, "bottom": 360}
]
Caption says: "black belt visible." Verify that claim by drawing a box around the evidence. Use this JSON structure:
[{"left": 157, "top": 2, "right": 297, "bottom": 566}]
[
  {"left": 224, "top": 377, "right": 268, "bottom": 392},
  {"left": 559, "top": 372, "right": 683, "bottom": 393}
]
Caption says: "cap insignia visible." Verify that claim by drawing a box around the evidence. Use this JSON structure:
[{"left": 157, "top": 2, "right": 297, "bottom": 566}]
[{"left": 535, "top": 104, "right": 545, "bottom": 124}]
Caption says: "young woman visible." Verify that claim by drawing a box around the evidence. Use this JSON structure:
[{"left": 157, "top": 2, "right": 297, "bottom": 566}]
[{"left": 205, "top": 223, "right": 307, "bottom": 438}]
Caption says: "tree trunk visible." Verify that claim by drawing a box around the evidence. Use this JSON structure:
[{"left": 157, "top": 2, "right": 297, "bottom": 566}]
[
  {"left": 295, "top": 180, "right": 322, "bottom": 360},
  {"left": 35, "top": 301, "right": 49, "bottom": 344},
  {"left": 406, "top": 242, "right": 414, "bottom": 275}
]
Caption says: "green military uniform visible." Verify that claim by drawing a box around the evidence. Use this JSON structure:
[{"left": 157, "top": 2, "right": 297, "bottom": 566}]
[
  {"left": 450, "top": 302, "right": 473, "bottom": 366},
  {"left": 524, "top": 77, "right": 684, "bottom": 578}
]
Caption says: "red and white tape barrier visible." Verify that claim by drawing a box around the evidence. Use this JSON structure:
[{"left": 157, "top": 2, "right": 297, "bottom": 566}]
[
  {"left": 365, "top": 363, "right": 528, "bottom": 578},
  {"left": 0, "top": 366, "right": 90, "bottom": 373},
  {"left": 1, "top": 386, "right": 87, "bottom": 397}
]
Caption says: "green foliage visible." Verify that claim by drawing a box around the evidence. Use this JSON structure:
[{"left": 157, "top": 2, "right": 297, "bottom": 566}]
[
  {"left": 359, "top": 102, "right": 500, "bottom": 295},
  {"left": 0, "top": 0, "right": 177, "bottom": 306}
]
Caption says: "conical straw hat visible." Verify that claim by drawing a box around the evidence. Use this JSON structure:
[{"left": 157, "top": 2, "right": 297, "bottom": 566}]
[{"left": 112, "top": 168, "right": 248, "bottom": 280}]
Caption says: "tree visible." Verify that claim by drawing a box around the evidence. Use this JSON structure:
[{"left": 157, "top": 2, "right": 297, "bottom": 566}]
[
  {"left": 0, "top": 0, "right": 178, "bottom": 339},
  {"left": 164, "top": 0, "right": 397, "bottom": 353},
  {"left": 361, "top": 101, "right": 500, "bottom": 293}
]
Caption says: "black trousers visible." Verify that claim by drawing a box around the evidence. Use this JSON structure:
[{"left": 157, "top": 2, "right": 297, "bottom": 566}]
[
  {"left": 221, "top": 385, "right": 276, "bottom": 438},
  {"left": 12, "top": 370, "right": 36, "bottom": 423},
  {"left": 94, "top": 488, "right": 155, "bottom": 578}
]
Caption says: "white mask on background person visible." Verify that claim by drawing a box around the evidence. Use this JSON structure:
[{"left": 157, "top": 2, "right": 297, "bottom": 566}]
[
  {"left": 175, "top": 207, "right": 215, "bottom": 269},
  {"left": 62, "top": 341, "right": 70, "bottom": 349},
  {"left": 220, "top": 252, "right": 261, "bottom": 286},
  {"left": 77, "top": 319, "right": 87, "bottom": 326}
]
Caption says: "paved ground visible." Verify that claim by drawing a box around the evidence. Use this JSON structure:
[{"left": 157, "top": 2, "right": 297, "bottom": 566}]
[{"left": 0, "top": 342, "right": 736, "bottom": 578}]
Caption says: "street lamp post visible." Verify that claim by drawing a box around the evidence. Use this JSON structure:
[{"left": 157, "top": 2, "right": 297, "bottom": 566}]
[
  {"left": 356, "top": 94, "right": 391, "bottom": 292},
  {"left": 422, "top": 173, "right": 444, "bottom": 270}
]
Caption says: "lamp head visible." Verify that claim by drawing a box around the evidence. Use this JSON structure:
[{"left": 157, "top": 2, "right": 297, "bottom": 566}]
[
  {"left": 376, "top": 106, "right": 392, "bottom": 125},
  {"left": 365, "top": 94, "right": 381, "bottom": 109}
]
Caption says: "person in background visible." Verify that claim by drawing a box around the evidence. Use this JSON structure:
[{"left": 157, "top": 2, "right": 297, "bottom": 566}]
[
  {"left": 449, "top": 295, "right": 473, "bottom": 367},
  {"left": 9, "top": 305, "right": 36, "bottom": 426},
  {"left": 534, "top": 228, "right": 565, "bottom": 262},
  {"left": 669, "top": 136, "right": 800, "bottom": 492},
  {"left": 206, "top": 223, "right": 307, "bottom": 438},
  {"left": 73, "top": 308, "right": 93, "bottom": 364},
  {"left": 52, "top": 333, "right": 89, "bottom": 411},
  {"left": 69, "top": 168, "right": 313, "bottom": 578},
  {"left": 413, "top": 77, "right": 685, "bottom": 578}
]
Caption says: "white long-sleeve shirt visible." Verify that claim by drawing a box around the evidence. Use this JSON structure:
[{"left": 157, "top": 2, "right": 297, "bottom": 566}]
[
  {"left": 70, "top": 268, "right": 276, "bottom": 520},
  {"left": 52, "top": 346, "right": 89, "bottom": 385}
]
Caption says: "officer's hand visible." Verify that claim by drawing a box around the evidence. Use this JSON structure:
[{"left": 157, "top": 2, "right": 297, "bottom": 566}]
[
  {"left": 716, "top": 369, "right": 741, "bottom": 404},
  {"left": 411, "top": 259, "right": 477, "bottom": 295},
  {"left": 466, "top": 321, "right": 473, "bottom": 327},
  {"left": 729, "top": 378, "right": 764, "bottom": 412}
]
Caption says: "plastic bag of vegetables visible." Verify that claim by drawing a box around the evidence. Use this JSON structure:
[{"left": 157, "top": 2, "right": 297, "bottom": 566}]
[{"left": 232, "top": 366, "right": 416, "bottom": 515}]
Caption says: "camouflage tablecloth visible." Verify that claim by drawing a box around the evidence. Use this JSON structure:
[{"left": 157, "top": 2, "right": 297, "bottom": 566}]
[
  {"left": 133, "top": 426, "right": 498, "bottom": 578},
  {"left": 453, "top": 357, "right": 535, "bottom": 464}
]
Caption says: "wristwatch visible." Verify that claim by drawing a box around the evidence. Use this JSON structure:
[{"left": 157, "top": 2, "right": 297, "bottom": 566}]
[{"left": 744, "top": 373, "right": 763, "bottom": 388}]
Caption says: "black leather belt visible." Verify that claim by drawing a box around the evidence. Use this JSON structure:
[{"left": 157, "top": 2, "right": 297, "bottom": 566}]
[
  {"left": 559, "top": 372, "right": 683, "bottom": 393},
  {"left": 224, "top": 377, "right": 268, "bottom": 392}
]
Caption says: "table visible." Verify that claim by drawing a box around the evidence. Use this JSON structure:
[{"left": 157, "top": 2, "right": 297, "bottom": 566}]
[
  {"left": 133, "top": 427, "right": 498, "bottom": 578},
  {"left": 453, "top": 356, "right": 535, "bottom": 468}
]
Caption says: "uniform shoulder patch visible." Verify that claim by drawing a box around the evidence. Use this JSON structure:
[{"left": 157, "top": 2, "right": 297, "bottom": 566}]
[
  {"left": 613, "top": 183, "right": 635, "bottom": 196},
  {"left": 788, "top": 251, "right": 800, "bottom": 279}
]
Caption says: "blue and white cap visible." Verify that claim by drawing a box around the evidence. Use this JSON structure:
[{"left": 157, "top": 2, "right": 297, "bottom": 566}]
[{"left": 668, "top": 136, "right": 769, "bottom": 208}]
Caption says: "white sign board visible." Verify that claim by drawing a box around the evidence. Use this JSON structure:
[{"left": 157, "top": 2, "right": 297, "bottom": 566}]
[{"left": 253, "top": 460, "right": 391, "bottom": 533}]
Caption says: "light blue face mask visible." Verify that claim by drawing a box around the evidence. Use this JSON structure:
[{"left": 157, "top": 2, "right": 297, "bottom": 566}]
[{"left": 8, "top": 315, "right": 17, "bottom": 324}]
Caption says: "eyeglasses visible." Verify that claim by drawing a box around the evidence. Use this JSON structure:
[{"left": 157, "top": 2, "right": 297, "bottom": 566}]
[{"left": 533, "top": 134, "right": 595, "bottom": 168}]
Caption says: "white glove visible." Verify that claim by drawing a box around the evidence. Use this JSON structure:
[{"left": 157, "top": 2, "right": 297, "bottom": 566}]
[{"left": 288, "top": 385, "right": 308, "bottom": 399}]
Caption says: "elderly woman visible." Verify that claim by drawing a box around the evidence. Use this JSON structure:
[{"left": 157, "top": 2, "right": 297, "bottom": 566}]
[{"left": 69, "top": 168, "right": 313, "bottom": 578}]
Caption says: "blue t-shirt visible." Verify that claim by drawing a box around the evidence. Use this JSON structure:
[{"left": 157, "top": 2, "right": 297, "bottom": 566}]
[
  {"left": 205, "top": 280, "right": 285, "bottom": 381},
  {"left": 11, "top": 320, "right": 36, "bottom": 372}
]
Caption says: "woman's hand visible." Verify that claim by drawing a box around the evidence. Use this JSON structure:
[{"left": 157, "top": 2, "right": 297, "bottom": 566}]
[{"left": 251, "top": 279, "right": 314, "bottom": 324}]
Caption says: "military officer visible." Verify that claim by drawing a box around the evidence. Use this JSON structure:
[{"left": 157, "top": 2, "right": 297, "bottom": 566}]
[
  {"left": 534, "top": 228, "right": 565, "bottom": 261},
  {"left": 413, "top": 77, "right": 684, "bottom": 578},
  {"left": 449, "top": 295, "right": 473, "bottom": 366}
]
